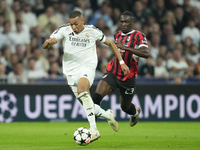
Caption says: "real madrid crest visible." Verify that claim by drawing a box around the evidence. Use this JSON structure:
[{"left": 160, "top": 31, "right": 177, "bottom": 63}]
[
  {"left": 85, "top": 33, "right": 90, "bottom": 38},
  {"left": 127, "top": 36, "right": 131, "bottom": 41}
]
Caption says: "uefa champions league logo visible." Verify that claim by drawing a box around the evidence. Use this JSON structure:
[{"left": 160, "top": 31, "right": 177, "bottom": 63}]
[{"left": 0, "top": 90, "right": 18, "bottom": 123}]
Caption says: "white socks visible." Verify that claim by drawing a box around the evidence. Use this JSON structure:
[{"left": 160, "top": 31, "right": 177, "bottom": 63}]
[
  {"left": 78, "top": 92, "right": 96, "bottom": 130},
  {"left": 94, "top": 104, "right": 110, "bottom": 120}
]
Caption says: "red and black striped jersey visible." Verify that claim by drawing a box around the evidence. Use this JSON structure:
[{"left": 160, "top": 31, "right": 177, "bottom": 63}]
[{"left": 106, "top": 30, "right": 148, "bottom": 81}]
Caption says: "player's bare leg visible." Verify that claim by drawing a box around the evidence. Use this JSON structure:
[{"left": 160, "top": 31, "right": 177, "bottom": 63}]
[{"left": 77, "top": 77, "right": 100, "bottom": 142}]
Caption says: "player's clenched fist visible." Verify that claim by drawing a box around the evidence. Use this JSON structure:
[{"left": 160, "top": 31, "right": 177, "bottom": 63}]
[
  {"left": 42, "top": 38, "right": 57, "bottom": 49},
  {"left": 115, "top": 41, "right": 126, "bottom": 50},
  {"left": 121, "top": 63, "right": 130, "bottom": 75}
]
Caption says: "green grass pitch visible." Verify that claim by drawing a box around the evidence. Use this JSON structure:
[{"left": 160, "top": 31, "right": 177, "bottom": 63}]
[{"left": 0, "top": 122, "right": 199, "bottom": 150}]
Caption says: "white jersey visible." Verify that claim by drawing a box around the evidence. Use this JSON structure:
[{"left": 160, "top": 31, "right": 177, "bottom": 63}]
[{"left": 50, "top": 24, "right": 106, "bottom": 75}]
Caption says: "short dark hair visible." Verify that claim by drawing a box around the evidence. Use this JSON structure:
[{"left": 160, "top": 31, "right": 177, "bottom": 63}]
[
  {"left": 121, "top": 11, "right": 134, "bottom": 21},
  {"left": 69, "top": 11, "right": 82, "bottom": 19}
]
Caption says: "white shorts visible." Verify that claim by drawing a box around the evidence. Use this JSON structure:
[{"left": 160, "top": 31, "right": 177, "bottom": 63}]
[{"left": 65, "top": 66, "right": 95, "bottom": 98}]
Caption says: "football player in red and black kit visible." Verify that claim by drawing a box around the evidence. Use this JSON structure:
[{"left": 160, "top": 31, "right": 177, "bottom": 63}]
[{"left": 93, "top": 11, "right": 150, "bottom": 127}]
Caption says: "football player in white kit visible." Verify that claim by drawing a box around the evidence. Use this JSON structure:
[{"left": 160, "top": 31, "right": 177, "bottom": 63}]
[{"left": 43, "top": 11, "right": 130, "bottom": 143}]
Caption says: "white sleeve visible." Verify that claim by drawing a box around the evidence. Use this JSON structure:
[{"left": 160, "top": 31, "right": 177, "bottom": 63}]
[
  {"left": 93, "top": 27, "right": 106, "bottom": 42},
  {"left": 50, "top": 27, "right": 65, "bottom": 41}
]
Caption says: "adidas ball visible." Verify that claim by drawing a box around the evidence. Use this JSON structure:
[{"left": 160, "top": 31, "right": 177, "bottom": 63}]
[{"left": 73, "top": 127, "right": 91, "bottom": 146}]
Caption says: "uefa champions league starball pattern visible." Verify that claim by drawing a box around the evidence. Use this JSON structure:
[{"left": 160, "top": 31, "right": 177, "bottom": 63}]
[
  {"left": 0, "top": 90, "right": 18, "bottom": 123},
  {"left": 73, "top": 127, "right": 92, "bottom": 146}
]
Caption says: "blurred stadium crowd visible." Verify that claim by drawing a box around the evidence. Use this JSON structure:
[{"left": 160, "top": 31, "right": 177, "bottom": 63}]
[{"left": 0, "top": 0, "right": 200, "bottom": 84}]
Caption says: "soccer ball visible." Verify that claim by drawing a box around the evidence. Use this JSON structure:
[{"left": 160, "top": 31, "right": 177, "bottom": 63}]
[{"left": 73, "top": 127, "right": 92, "bottom": 146}]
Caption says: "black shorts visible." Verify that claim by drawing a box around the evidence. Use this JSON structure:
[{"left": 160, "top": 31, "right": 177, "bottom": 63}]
[{"left": 101, "top": 71, "right": 136, "bottom": 100}]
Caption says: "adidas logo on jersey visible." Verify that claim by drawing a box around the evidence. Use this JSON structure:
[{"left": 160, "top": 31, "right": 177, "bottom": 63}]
[{"left": 69, "top": 32, "right": 74, "bottom": 36}]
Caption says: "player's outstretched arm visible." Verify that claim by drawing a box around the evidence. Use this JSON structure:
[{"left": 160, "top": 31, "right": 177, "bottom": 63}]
[
  {"left": 103, "top": 37, "right": 130, "bottom": 75},
  {"left": 42, "top": 38, "right": 57, "bottom": 49}
]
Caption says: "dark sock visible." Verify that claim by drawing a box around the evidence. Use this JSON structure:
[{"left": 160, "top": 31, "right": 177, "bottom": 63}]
[
  {"left": 125, "top": 104, "right": 136, "bottom": 116},
  {"left": 92, "top": 93, "right": 103, "bottom": 106}
]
